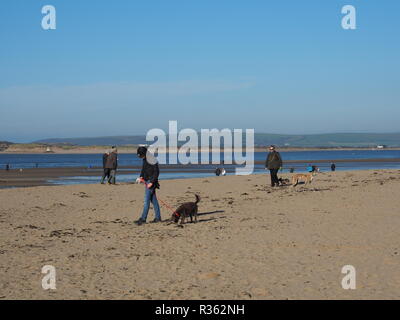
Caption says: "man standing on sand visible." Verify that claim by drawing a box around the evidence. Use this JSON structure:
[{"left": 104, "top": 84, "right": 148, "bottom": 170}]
[
  {"left": 100, "top": 150, "right": 110, "bottom": 184},
  {"left": 265, "top": 145, "right": 283, "bottom": 187},
  {"left": 105, "top": 147, "right": 118, "bottom": 184},
  {"left": 135, "top": 146, "right": 162, "bottom": 225}
]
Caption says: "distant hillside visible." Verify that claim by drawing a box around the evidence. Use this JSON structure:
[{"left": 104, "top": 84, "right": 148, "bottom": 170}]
[
  {"left": 0, "top": 141, "right": 13, "bottom": 151},
  {"left": 34, "top": 136, "right": 146, "bottom": 146},
  {"left": 33, "top": 133, "right": 400, "bottom": 148},
  {"left": 254, "top": 133, "right": 400, "bottom": 148}
]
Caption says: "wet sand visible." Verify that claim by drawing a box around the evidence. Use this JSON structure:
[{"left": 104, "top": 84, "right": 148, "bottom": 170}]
[
  {"left": 1, "top": 158, "right": 400, "bottom": 188},
  {"left": 1, "top": 169, "right": 400, "bottom": 299}
]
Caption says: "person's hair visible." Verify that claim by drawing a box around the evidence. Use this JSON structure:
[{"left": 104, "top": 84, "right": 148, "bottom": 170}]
[{"left": 137, "top": 146, "right": 147, "bottom": 157}]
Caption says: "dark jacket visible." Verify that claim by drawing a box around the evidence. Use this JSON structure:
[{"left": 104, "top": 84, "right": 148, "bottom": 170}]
[
  {"left": 105, "top": 152, "right": 118, "bottom": 170},
  {"left": 102, "top": 153, "right": 109, "bottom": 169},
  {"left": 140, "top": 157, "right": 160, "bottom": 187},
  {"left": 266, "top": 151, "right": 282, "bottom": 170}
]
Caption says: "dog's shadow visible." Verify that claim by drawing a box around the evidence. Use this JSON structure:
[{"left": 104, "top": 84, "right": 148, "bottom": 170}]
[
  {"left": 197, "top": 210, "right": 225, "bottom": 217},
  {"left": 190, "top": 210, "right": 226, "bottom": 225},
  {"left": 164, "top": 210, "right": 225, "bottom": 227}
]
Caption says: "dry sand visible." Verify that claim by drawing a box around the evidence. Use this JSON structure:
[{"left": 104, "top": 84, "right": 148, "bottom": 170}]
[{"left": 0, "top": 169, "right": 400, "bottom": 300}]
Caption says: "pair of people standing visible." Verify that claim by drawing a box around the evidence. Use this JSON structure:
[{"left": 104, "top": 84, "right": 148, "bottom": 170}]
[
  {"left": 265, "top": 145, "right": 283, "bottom": 187},
  {"left": 101, "top": 147, "right": 118, "bottom": 184}
]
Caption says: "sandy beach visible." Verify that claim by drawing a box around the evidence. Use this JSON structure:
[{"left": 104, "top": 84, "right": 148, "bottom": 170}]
[{"left": 1, "top": 169, "right": 399, "bottom": 299}]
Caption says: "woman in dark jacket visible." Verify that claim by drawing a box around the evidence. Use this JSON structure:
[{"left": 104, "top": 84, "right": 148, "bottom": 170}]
[
  {"left": 265, "top": 145, "right": 283, "bottom": 187},
  {"left": 100, "top": 151, "right": 110, "bottom": 184},
  {"left": 135, "top": 146, "right": 161, "bottom": 225}
]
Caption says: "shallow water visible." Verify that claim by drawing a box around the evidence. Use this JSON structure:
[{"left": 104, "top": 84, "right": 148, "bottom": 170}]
[{"left": 1, "top": 150, "right": 400, "bottom": 186}]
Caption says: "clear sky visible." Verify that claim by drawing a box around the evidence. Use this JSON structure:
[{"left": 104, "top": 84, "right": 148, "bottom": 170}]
[{"left": 0, "top": 0, "right": 399, "bottom": 142}]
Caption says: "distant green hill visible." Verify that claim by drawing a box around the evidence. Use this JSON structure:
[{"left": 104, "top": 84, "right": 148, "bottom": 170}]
[
  {"left": 0, "top": 141, "right": 13, "bottom": 151},
  {"left": 253, "top": 133, "right": 400, "bottom": 148},
  {"left": 34, "top": 136, "right": 146, "bottom": 146},
  {"left": 33, "top": 133, "right": 400, "bottom": 148}
]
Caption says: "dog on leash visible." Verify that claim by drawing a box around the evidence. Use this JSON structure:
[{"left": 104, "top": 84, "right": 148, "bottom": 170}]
[
  {"left": 172, "top": 194, "right": 200, "bottom": 225},
  {"left": 291, "top": 173, "right": 314, "bottom": 187}
]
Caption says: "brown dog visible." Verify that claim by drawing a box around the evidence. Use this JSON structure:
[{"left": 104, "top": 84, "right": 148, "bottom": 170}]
[
  {"left": 292, "top": 173, "right": 314, "bottom": 187},
  {"left": 172, "top": 195, "right": 200, "bottom": 225}
]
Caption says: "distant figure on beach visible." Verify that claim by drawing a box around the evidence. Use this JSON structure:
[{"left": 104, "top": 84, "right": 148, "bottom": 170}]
[
  {"left": 265, "top": 145, "right": 283, "bottom": 187},
  {"left": 290, "top": 167, "right": 295, "bottom": 173},
  {"left": 35, "top": 163, "right": 39, "bottom": 168},
  {"left": 135, "top": 146, "right": 161, "bottom": 226},
  {"left": 100, "top": 150, "right": 110, "bottom": 184},
  {"left": 5, "top": 163, "right": 10, "bottom": 171},
  {"left": 215, "top": 167, "right": 226, "bottom": 176},
  {"left": 331, "top": 163, "right": 336, "bottom": 172},
  {"left": 307, "top": 165, "right": 319, "bottom": 173},
  {"left": 105, "top": 147, "right": 118, "bottom": 184}
]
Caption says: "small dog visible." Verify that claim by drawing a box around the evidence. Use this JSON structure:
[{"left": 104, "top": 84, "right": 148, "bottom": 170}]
[
  {"left": 292, "top": 173, "right": 314, "bottom": 187},
  {"left": 172, "top": 194, "right": 200, "bottom": 225},
  {"left": 278, "top": 178, "right": 290, "bottom": 186}
]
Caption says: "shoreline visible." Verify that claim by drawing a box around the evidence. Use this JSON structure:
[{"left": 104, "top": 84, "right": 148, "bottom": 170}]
[
  {"left": 2, "top": 147, "right": 400, "bottom": 154},
  {"left": 1, "top": 158, "right": 400, "bottom": 188}
]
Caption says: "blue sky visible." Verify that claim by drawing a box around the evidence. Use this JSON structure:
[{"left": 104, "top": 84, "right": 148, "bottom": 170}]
[{"left": 0, "top": 0, "right": 399, "bottom": 142}]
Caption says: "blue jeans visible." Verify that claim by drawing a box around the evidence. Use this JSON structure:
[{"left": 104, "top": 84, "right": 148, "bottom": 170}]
[{"left": 140, "top": 184, "right": 161, "bottom": 221}]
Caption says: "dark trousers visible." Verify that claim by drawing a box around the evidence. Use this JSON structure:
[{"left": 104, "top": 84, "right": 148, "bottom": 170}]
[
  {"left": 269, "top": 169, "right": 280, "bottom": 186},
  {"left": 109, "top": 169, "right": 116, "bottom": 184},
  {"left": 101, "top": 168, "right": 111, "bottom": 183}
]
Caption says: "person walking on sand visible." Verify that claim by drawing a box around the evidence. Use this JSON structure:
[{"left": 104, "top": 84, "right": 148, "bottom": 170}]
[
  {"left": 331, "top": 163, "right": 336, "bottom": 172},
  {"left": 100, "top": 150, "right": 110, "bottom": 184},
  {"left": 265, "top": 145, "right": 283, "bottom": 187},
  {"left": 135, "top": 146, "right": 161, "bottom": 225},
  {"left": 105, "top": 147, "right": 118, "bottom": 184}
]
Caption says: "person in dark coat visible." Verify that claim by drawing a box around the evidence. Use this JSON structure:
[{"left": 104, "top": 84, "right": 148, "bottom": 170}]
[
  {"left": 265, "top": 145, "right": 283, "bottom": 187},
  {"left": 331, "top": 163, "right": 336, "bottom": 172},
  {"left": 100, "top": 151, "right": 110, "bottom": 184},
  {"left": 135, "top": 146, "right": 161, "bottom": 225},
  {"left": 105, "top": 147, "right": 118, "bottom": 184}
]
